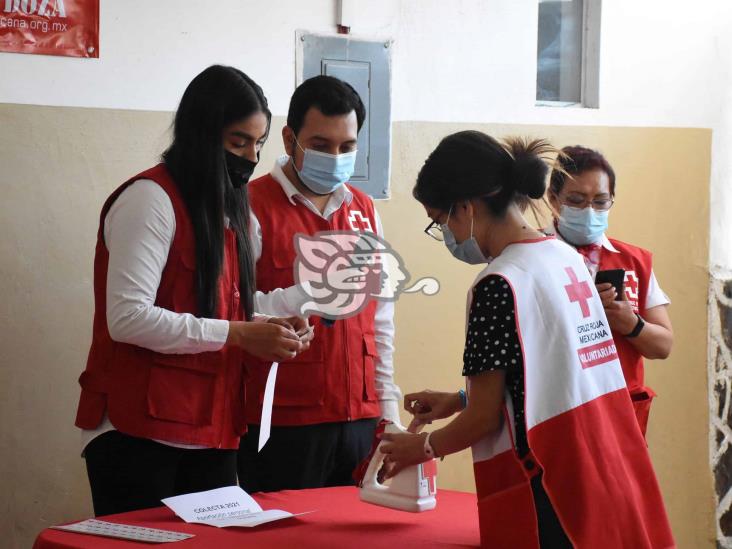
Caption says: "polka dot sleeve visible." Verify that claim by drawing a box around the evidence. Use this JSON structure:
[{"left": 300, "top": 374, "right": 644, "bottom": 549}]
[{"left": 463, "top": 275, "right": 522, "bottom": 377}]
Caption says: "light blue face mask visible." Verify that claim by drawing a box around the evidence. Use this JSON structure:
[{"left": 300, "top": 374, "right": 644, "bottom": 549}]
[
  {"left": 292, "top": 138, "right": 357, "bottom": 195},
  {"left": 442, "top": 206, "right": 492, "bottom": 265},
  {"left": 557, "top": 205, "right": 609, "bottom": 246}
]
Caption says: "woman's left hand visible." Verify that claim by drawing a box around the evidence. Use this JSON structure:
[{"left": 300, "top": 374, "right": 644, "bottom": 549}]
[
  {"left": 379, "top": 432, "right": 429, "bottom": 479},
  {"left": 268, "top": 316, "right": 315, "bottom": 349},
  {"left": 596, "top": 282, "right": 637, "bottom": 334}
]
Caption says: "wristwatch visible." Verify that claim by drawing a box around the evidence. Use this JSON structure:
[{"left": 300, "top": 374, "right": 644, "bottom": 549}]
[{"left": 625, "top": 314, "right": 645, "bottom": 338}]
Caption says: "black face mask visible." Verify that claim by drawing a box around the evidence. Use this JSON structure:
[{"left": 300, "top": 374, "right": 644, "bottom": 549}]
[{"left": 225, "top": 150, "right": 258, "bottom": 189}]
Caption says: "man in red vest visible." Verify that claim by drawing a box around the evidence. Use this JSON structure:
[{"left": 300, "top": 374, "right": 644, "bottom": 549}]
[{"left": 238, "top": 75, "right": 402, "bottom": 491}]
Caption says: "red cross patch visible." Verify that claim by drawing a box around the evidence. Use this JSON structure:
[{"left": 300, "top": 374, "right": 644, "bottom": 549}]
[
  {"left": 348, "top": 210, "right": 373, "bottom": 233},
  {"left": 624, "top": 270, "right": 640, "bottom": 311},
  {"left": 564, "top": 266, "right": 593, "bottom": 318}
]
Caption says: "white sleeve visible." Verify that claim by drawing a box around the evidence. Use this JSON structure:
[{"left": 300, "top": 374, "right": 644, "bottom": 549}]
[
  {"left": 373, "top": 209, "right": 402, "bottom": 422},
  {"left": 249, "top": 210, "right": 263, "bottom": 263},
  {"left": 104, "top": 179, "right": 229, "bottom": 354},
  {"left": 645, "top": 269, "right": 671, "bottom": 310},
  {"left": 254, "top": 286, "right": 310, "bottom": 317},
  {"left": 249, "top": 209, "right": 311, "bottom": 317}
]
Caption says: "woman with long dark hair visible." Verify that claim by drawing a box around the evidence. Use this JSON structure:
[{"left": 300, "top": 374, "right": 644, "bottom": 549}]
[
  {"left": 380, "top": 131, "right": 673, "bottom": 548},
  {"left": 75, "top": 65, "right": 312, "bottom": 516}
]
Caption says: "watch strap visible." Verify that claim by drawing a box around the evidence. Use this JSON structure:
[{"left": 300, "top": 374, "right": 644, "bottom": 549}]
[{"left": 625, "top": 314, "right": 645, "bottom": 338}]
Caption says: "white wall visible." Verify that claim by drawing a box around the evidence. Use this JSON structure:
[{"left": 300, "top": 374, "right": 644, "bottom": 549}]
[
  {"left": 0, "top": 0, "right": 728, "bottom": 126},
  {"left": 3, "top": 0, "right": 730, "bottom": 267}
]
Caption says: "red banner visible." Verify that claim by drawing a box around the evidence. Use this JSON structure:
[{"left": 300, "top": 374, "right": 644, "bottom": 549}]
[{"left": 0, "top": 0, "right": 99, "bottom": 58}]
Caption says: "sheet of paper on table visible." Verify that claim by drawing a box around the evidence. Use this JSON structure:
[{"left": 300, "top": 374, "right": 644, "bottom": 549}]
[
  {"left": 162, "top": 485, "right": 312, "bottom": 528},
  {"left": 51, "top": 519, "right": 195, "bottom": 543}
]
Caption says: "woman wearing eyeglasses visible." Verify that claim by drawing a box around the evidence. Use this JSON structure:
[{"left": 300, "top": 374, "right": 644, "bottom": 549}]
[
  {"left": 379, "top": 131, "right": 673, "bottom": 548},
  {"left": 546, "top": 146, "right": 673, "bottom": 437}
]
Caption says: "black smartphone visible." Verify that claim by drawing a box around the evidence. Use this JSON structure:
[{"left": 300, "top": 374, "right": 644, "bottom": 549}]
[{"left": 595, "top": 269, "right": 625, "bottom": 301}]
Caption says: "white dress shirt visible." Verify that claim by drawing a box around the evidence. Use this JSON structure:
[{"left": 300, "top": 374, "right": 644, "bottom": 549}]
[{"left": 249, "top": 156, "right": 402, "bottom": 422}]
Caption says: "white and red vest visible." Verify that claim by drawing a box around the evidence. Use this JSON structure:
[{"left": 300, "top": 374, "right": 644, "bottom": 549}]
[
  {"left": 599, "top": 238, "right": 656, "bottom": 435},
  {"left": 469, "top": 237, "right": 674, "bottom": 548},
  {"left": 245, "top": 174, "right": 381, "bottom": 426},
  {"left": 75, "top": 164, "right": 247, "bottom": 449}
]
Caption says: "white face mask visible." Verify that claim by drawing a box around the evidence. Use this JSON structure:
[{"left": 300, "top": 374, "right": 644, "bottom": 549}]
[{"left": 441, "top": 206, "right": 492, "bottom": 265}]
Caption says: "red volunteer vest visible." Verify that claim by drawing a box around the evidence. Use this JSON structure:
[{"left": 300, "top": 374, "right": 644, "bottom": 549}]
[
  {"left": 599, "top": 238, "right": 656, "bottom": 435},
  {"left": 75, "top": 164, "right": 247, "bottom": 449},
  {"left": 470, "top": 239, "right": 673, "bottom": 548},
  {"left": 246, "top": 173, "right": 380, "bottom": 426}
]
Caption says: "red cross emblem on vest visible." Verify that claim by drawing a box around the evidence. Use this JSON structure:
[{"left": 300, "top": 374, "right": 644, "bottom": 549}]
[
  {"left": 564, "top": 266, "right": 593, "bottom": 318},
  {"left": 624, "top": 270, "right": 639, "bottom": 302},
  {"left": 348, "top": 210, "right": 373, "bottom": 233}
]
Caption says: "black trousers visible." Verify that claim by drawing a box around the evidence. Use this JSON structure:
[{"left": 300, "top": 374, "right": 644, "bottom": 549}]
[
  {"left": 531, "top": 472, "right": 573, "bottom": 548},
  {"left": 84, "top": 430, "right": 237, "bottom": 517},
  {"left": 238, "top": 418, "right": 378, "bottom": 493}
]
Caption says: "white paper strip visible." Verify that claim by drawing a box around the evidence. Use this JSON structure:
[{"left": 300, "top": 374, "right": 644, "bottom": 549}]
[
  {"left": 51, "top": 519, "right": 194, "bottom": 543},
  {"left": 258, "top": 362, "right": 278, "bottom": 452}
]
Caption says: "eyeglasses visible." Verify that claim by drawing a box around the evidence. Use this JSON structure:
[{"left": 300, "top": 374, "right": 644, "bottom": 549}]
[
  {"left": 424, "top": 206, "right": 452, "bottom": 241},
  {"left": 559, "top": 193, "right": 615, "bottom": 212},
  {"left": 424, "top": 220, "right": 444, "bottom": 241}
]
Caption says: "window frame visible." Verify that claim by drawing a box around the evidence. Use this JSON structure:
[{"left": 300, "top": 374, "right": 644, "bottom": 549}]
[{"left": 535, "top": 0, "right": 602, "bottom": 109}]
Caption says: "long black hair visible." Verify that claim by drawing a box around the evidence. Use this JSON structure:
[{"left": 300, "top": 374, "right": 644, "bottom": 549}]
[
  {"left": 163, "top": 65, "right": 270, "bottom": 320},
  {"left": 413, "top": 130, "right": 554, "bottom": 216}
]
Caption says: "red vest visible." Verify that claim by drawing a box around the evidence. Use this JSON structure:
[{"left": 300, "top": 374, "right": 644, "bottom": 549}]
[
  {"left": 246, "top": 173, "right": 380, "bottom": 426},
  {"left": 600, "top": 238, "right": 656, "bottom": 435},
  {"left": 75, "top": 164, "right": 247, "bottom": 449}
]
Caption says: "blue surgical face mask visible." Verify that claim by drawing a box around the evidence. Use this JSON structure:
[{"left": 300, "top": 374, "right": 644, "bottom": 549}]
[
  {"left": 557, "top": 205, "right": 608, "bottom": 246},
  {"left": 442, "top": 207, "right": 492, "bottom": 265},
  {"left": 292, "top": 138, "right": 357, "bottom": 195}
]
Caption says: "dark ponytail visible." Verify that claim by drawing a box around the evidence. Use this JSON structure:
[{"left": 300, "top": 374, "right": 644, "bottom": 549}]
[{"left": 413, "top": 130, "right": 555, "bottom": 216}]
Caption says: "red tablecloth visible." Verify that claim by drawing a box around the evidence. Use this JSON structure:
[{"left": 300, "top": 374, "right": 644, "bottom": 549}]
[{"left": 33, "top": 487, "right": 480, "bottom": 548}]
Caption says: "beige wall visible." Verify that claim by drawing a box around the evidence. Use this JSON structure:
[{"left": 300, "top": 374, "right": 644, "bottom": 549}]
[
  {"left": 0, "top": 105, "right": 713, "bottom": 547},
  {"left": 383, "top": 122, "right": 714, "bottom": 549}
]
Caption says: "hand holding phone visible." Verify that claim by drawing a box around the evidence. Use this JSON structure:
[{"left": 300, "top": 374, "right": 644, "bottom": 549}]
[{"left": 595, "top": 269, "right": 625, "bottom": 301}]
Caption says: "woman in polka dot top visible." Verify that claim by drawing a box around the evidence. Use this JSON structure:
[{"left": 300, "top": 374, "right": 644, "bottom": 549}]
[
  {"left": 379, "top": 131, "right": 673, "bottom": 548},
  {"left": 380, "top": 131, "right": 571, "bottom": 546}
]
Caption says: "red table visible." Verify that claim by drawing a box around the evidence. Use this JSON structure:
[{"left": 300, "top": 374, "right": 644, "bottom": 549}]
[{"left": 33, "top": 487, "right": 480, "bottom": 548}]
